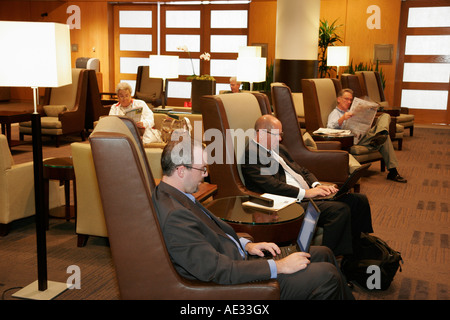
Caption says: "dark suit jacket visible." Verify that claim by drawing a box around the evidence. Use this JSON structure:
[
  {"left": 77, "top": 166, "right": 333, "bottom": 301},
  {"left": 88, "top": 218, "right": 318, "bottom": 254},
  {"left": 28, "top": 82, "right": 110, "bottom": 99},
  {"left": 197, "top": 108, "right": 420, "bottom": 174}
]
[
  {"left": 241, "top": 140, "right": 319, "bottom": 198},
  {"left": 152, "top": 181, "right": 271, "bottom": 285}
]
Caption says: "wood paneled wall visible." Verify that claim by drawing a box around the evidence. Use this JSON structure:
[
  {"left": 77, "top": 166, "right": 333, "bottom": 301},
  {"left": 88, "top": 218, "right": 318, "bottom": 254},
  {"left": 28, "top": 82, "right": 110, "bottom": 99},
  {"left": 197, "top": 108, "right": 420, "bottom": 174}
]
[{"left": 0, "top": 0, "right": 445, "bottom": 124}]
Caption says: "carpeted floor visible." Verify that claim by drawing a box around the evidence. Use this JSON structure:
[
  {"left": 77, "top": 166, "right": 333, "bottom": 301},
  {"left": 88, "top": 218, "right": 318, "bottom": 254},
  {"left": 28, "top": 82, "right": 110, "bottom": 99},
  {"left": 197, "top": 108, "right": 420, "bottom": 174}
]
[{"left": 0, "top": 124, "right": 449, "bottom": 300}]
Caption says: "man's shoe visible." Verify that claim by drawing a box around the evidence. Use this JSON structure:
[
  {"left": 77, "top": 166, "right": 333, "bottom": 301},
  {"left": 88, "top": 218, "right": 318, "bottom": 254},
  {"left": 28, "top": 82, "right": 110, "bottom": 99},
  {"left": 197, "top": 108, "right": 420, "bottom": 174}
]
[
  {"left": 387, "top": 174, "right": 407, "bottom": 183},
  {"left": 369, "top": 132, "right": 388, "bottom": 148}
]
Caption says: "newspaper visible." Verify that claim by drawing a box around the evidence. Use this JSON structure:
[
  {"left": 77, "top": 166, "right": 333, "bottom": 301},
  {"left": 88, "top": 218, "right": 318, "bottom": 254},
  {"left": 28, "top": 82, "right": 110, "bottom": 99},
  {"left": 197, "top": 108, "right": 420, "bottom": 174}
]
[
  {"left": 343, "top": 97, "right": 378, "bottom": 144},
  {"left": 124, "top": 106, "right": 143, "bottom": 123}
]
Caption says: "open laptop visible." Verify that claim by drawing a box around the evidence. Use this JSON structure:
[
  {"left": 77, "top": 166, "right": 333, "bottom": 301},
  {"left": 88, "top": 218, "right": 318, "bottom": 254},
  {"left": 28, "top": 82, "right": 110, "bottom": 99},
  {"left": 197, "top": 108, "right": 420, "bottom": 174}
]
[
  {"left": 310, "top": 163, "right": 371, "bottom": 201},
  {"left": 250, "top": 199, "right": 321, "bottom": 260}
]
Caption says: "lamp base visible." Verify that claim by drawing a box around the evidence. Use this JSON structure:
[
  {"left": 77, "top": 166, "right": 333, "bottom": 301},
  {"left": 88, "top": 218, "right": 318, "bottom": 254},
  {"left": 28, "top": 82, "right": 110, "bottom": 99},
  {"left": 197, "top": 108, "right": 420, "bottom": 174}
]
[{"left": 12, "top": 280, "right": 68, "bottom": 300}]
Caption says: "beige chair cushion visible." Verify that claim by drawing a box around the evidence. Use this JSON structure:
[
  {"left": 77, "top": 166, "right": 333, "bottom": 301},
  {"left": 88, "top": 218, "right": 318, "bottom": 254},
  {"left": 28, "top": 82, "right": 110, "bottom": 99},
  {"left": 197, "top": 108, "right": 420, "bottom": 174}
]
[
  {"left": 292, "top": 92, "right": 304, "bottom": 117},
  {"left": 303, "top": 132, "right": 317, "bottom": 149},
  {"left": 312, "top": 79, "right": 338, "bottom": 127},
  {"left": 361, "top": 71, "right": 382, "bottom": 102},
  {"left": 49, "top": 68, "right": 81, "bottom": 111},
  {"left": 43, "top": 105, "right": 67, "bottom": 117}
]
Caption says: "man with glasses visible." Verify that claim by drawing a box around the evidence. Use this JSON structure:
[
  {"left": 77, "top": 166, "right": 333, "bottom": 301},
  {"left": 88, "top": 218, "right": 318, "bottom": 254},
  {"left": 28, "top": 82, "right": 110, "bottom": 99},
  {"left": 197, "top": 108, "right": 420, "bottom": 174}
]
[
  {"left": 152, "top": 138, "right": 354, "bottom": 300},
  {"left": 328, "top": 89, "right": 407, "bottom": 183},
  {"left": 241, "top": 115, "right": 374, "bottom": 257}
]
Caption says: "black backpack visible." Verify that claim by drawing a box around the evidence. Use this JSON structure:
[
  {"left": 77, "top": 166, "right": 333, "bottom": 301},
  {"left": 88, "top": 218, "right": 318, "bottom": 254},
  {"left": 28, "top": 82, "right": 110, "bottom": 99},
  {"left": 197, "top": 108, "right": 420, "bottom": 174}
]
[{"left": 341, "top": 233, "right": 403, "bottom": 290}]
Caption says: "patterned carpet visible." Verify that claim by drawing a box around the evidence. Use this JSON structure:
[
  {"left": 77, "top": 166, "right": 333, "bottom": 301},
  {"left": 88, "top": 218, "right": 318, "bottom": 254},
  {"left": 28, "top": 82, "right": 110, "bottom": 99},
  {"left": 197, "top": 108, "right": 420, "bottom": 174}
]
[{"left": 0, "top": 124, "right": 448, "bottom": 300}]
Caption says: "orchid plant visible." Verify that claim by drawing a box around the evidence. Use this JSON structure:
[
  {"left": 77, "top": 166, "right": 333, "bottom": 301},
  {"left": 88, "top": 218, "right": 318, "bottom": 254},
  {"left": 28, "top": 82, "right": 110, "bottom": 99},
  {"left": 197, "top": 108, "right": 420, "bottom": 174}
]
[{"left": 177, "top": 45, "right": 215, "bottom": 81}]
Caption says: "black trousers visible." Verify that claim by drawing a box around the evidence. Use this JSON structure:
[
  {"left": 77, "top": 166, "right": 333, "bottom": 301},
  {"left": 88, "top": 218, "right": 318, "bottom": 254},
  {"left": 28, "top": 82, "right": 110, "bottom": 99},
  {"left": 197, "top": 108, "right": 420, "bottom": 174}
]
[
  {"left": 277, "top": 246, "right": 354, "bottom": 300},
  {"left": 301, "top": 193, "right": 373, "bottom": 256}
]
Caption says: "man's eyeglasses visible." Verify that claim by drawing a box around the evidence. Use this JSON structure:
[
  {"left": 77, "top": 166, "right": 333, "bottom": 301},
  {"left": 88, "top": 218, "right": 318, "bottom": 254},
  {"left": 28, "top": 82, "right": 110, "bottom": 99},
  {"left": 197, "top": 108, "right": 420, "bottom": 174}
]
[
  {"left": 184, "top": 165, "right": 208, "bottom": 174},
  {"left": 257, "top": 130, "right": 284, "bottom": 138}
]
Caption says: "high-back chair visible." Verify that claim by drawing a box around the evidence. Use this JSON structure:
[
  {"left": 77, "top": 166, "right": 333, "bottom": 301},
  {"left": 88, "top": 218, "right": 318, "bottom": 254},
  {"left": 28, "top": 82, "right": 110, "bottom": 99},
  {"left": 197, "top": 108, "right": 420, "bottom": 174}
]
[
  {"left": 19, "top": 68, "right": 89, "bottom": 147},
  {"left": 200, "top": 92, "right": 271, "bottom": 198},
  {"left": 356, "top": 71, "right": 414, "bottom": 136},
  {"left": 302, "top": 78, "right": 386, "bottom": 171},
  {"left": 271, "top": 82, "right": 353, "bottom": 185},
  {"left": 341, "top": 73, "right": 404, "bottom": 150},
  {"left": 89, "top": 128, "right": 280, "bottom": 300},
  {"left": 72, "top": 116, "right": 158, "bottom": 246},
  {"left": 134, "top": 66, "right": 164, "bottom": 108}
]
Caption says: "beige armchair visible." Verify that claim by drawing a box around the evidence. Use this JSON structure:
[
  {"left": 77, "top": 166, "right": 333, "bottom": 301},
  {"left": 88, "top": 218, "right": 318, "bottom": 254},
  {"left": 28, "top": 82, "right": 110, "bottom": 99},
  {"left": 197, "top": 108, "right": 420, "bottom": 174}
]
[
  {"left": 302, "top": 78, "right": 386, "bottom": 172},
  {"left": 341, "top": 73, "right": 404, "bottom": 150},
  {"left": 0, "top": 134, "right": 63, "bottom": 236},
  {"left": 356, "top": 71, "right": 414, "bottom": 136},
  {"left": 19, "top": 68, "right": 89, "bottom": 147}
]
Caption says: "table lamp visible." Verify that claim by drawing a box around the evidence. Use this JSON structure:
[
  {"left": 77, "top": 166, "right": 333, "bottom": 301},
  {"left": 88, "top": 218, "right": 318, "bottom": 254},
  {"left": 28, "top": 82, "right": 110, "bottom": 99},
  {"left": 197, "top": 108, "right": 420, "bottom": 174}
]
[
  {"left": 236, "top": 46, "right": 266, "bottom": 91},
  {"left": 0, "top": 21, "right": 72, "bottom": 300},
  {"left": 327, "top": 46, "right": 350, "bottom": 78},
  {"left": 149, "top": 55, "right": 179, "bottom": 109}
]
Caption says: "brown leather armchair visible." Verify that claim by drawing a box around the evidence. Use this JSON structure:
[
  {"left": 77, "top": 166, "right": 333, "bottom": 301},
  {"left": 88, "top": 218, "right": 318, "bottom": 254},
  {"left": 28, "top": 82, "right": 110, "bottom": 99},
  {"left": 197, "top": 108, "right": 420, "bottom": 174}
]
[
  {"left": 342, "top": 73, "right": 404, "bottom": 150},
  {"left": 89, "top": 128, "right": 280, "bottom": 299},
  {"left": 134, "top": 65, "right": 164, "bottom": 108},
  {"left": 271, "top": 83, "right": 352, "bottom": 186},
  {"left": 356, "top": 70, "right": 414, "bottom": 136},
  {"left": 19, "top": 68, "right": 89, "bottom": 147},
  {"left": 200, "top": 92, "right": 272, "bottom": 199},
  {"left": 302, "top": 78, "right": 386, "bottom": 172}
]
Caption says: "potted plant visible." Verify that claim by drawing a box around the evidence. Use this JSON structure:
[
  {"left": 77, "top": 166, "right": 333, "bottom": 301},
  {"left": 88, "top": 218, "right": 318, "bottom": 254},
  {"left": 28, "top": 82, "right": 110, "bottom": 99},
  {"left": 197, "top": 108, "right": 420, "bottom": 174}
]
[
  {"left": 178, "top": 46, "right": 216, "bottom": 113},
  {"left": 318, "top": 19, "right": 343, "bottom": 78}
]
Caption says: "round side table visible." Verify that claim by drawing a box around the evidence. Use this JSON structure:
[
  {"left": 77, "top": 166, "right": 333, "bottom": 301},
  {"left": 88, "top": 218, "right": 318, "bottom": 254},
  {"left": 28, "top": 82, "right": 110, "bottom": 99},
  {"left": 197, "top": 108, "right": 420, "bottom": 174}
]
[{"left": 43, "top": 157, "right": 76, "bottom": 226}]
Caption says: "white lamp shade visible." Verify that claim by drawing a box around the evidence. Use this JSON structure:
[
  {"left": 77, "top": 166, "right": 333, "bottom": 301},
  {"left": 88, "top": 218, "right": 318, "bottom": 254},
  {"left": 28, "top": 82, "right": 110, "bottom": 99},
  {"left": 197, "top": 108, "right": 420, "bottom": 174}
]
[
  {"left": 327, "top": 46, "right": 350, "bottom": 67},
  {"left": 238, "top": 46, "right": 262, "bottom": 58},
  {"left": 0, "top": 21, "right": 72, "bottom": 87},
  {"left": 236, "top": 57, "right": 267, "bottom": 83},
  {"left": 149, "top": 55, "right": 179, "bottom": 79}
]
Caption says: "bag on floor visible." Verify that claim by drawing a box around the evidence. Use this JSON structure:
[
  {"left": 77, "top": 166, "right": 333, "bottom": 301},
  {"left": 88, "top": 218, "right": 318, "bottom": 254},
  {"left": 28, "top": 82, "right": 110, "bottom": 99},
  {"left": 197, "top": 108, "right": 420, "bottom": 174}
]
[{"left": 341, "top": 233, "right": 403, "bottom": 290}]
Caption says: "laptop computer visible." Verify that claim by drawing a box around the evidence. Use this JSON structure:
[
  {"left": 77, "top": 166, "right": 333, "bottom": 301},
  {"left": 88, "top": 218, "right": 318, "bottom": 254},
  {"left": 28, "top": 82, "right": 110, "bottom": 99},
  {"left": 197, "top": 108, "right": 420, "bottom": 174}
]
[
  {"left": 250, "top": 199, "right": 321, "bottom": 260},
  {"left": 310, "top": 163, "right": 371, "bottom": 201}
]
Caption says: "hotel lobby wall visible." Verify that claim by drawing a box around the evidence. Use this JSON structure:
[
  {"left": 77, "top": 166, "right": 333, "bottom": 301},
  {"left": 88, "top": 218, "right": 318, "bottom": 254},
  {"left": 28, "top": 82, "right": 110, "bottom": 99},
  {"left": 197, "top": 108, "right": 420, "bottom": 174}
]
[{"left": 0, "top": 0, "right": 400, "bottom": 106}]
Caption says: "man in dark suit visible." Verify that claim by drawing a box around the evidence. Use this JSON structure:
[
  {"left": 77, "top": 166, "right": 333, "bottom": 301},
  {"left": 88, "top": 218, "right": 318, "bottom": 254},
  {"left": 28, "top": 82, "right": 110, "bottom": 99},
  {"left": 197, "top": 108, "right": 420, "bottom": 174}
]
[
  {"left": 241, "top": 115, "right": 374, "bottom": 256},
  {"left": 152, "top": 138, "right": 354, "bottom": 300}
]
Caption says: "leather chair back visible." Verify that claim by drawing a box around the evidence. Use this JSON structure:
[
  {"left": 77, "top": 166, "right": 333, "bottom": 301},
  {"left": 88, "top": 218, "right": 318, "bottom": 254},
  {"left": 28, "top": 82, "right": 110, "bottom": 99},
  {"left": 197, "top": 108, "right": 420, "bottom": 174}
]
[
  {"left": 89, "top": 129, "right": 280, "bottom": 299},
  {"left": 302, "top": 78, "right": 342, "bottom": 132},
  {"left": 135, "top": 65, "right": 164, "bottom": 107},
  {"left": 200, "top": 92, "right": 270, "bottom": 198},
  {"left": 271, "top": 82, "right": 349, "bottom": 184}
]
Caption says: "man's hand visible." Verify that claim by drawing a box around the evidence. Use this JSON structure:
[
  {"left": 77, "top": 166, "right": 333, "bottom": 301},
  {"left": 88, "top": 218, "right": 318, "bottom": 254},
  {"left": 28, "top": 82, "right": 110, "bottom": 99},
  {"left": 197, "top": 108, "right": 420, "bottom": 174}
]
[
  {"left": 305, "top": 185, "right": 338, "bottom": 198},
  {"left": 338, "top": 111, "right": 353, "bottom": 126},
  {"left": 275, "top": 252, "right": 311, "bottom": 274},
  {"left": 245, "top": 242, "right": 281, "bottom": 257}
]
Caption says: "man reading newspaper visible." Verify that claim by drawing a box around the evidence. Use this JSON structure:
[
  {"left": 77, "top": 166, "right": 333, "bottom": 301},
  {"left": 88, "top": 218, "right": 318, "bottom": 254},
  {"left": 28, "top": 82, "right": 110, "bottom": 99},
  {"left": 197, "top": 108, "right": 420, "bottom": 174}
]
[{"left": 327, "top": 89, "right": 407, "bottom": 183}]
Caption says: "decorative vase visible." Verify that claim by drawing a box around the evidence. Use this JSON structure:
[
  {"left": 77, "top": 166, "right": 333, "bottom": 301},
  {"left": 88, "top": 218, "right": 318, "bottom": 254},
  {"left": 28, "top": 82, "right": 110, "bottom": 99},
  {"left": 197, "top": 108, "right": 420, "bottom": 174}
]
[{"left": 191, "top": 78, "right": 216, "bottom": 114}]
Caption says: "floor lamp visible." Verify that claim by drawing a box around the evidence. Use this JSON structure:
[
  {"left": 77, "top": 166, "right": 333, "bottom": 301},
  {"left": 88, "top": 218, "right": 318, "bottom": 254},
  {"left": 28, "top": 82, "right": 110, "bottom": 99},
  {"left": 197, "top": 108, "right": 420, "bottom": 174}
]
[
  {"left": 149, "top": 55, "right": 179, "bottom": 109},
  {"left": 0, "top": 21, "right": 72, "bottom": 300},
  {"left": 327, "top": 46, "right": 350, "bottom": 79},
  {"left": 236, "top": 46, "right": 266, "bottom": 91}
]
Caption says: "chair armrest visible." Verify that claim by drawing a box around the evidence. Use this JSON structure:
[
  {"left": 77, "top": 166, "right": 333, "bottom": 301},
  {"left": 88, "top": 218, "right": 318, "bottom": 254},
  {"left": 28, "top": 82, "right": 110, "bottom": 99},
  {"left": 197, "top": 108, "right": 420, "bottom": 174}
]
[{"left": 315, "top": 141, "right": 342, "bottom": 150}]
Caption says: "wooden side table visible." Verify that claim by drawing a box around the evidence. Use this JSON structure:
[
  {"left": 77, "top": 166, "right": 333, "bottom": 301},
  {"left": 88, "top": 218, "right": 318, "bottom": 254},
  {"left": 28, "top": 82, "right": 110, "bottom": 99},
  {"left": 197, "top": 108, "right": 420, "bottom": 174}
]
[
  {"left": 43, "top": 157, "right": 76, "bottom": 226},
  {"left": 311, "top": 132, "right": 355, "bottom": 151}
]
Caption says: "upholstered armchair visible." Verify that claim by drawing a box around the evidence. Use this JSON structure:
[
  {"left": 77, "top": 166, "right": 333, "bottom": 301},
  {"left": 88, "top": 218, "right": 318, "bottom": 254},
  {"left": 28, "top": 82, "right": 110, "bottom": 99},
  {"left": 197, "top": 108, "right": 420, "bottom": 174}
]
[
  {"left": 71, "top": 116, "right": 163, "bottom": 246},
  {"left": 271, "top": 82, "right": 361, "bottom": 186},
  {"left": 134, "top": 66, "right": 164, "bottom": 108},
  {"left": 341, "top": 73, "right": 404, "bottom": 150},
  {"left": 89, "top": 123, "right": 279, "bottom": 299},
  {"left": 0, "top": 134, "right": 63, "bottom": 236},
  {"left": 19, "top": 68, "right": 89, "bottom": 147},
  {"left": 302, "top": 78, "right": 386, "bottom": 171},
  {"left": 200, "top": 92, "right": 271, "bottom": 199},
  {"left": 356, "top": 71, "right": 414, "bottom": 136}
]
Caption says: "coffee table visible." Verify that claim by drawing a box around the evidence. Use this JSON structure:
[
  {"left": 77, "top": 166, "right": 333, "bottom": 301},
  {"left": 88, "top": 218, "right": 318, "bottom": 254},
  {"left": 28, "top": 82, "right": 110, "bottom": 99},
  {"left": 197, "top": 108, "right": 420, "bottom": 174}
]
[
  {"left": 0, "top": 110, "right": 32, "bottom": 149},
  {"left": 206, "top": 196, "right": 304, "bottom": 244}
]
